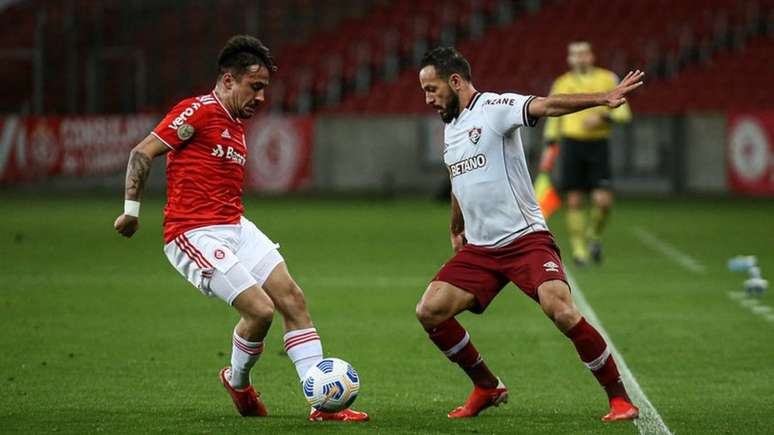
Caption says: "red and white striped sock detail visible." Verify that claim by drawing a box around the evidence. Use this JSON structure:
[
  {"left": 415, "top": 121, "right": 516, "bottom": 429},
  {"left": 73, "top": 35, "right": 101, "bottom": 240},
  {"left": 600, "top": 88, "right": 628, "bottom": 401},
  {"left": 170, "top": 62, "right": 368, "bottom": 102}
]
[
  {"left": 230, "top": 330, "right": 264, "bottom": 389},
  {"left": 283, "top": 328, "right": 323, "bottom": 380},
  {"left": 284, "top": 329, "right": 320, "bottom": 352}
]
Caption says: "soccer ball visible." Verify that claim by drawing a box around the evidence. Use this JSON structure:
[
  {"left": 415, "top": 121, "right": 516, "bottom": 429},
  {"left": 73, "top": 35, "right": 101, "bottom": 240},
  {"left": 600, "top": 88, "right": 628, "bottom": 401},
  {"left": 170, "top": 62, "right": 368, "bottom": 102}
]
[{"left": 302, "top": 358, "right": 360, "bottom": 412}]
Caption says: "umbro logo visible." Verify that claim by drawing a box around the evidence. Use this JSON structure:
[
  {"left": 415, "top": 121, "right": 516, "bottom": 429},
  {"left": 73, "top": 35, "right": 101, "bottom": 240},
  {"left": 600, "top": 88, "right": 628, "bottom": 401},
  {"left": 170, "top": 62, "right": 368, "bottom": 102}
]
[
  {"left": 543, "top": 261, "right": 560, "bottom": 272},
  {"left": 221, "top": 128, "right": 231, "bottom": 139}
]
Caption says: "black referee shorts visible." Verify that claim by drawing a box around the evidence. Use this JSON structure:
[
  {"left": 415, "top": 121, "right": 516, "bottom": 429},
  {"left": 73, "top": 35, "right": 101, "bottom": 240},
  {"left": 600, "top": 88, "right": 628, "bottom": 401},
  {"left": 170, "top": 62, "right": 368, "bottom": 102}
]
[{"left": 559, "top": 137, "right": 612, "bottom": 192}]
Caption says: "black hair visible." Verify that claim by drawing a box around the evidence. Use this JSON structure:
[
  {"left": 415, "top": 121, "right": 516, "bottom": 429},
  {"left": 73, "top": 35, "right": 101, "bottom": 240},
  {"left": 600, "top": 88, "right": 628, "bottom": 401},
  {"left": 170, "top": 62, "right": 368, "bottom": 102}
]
[
  {"left": 217, "top": 35, "right": 278, "bottom": 79},
  {"left": 420, "top": 46, "right": 472, "bottom": 81}
]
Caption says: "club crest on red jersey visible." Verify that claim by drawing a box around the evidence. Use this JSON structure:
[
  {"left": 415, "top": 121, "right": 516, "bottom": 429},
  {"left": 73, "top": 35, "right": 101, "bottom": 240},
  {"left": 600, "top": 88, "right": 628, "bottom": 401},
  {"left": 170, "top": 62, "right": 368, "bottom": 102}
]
[
  {"left": 177, "top": 123, "right": 194, "bottom": 141},
  {"left": 468, "top": 127, "right": 482, "bottom": 144}
]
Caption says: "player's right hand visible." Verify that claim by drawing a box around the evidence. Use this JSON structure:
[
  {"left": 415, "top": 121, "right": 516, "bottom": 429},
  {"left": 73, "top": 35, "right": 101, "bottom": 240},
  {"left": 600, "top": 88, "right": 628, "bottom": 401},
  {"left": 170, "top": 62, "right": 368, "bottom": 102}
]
[
  {"left": 451, "top": 232, "right": 466, "bottom": 253},
  {"left": 114, "top": 214, "right": 139, "bottom": 238},
  {"left": 605, "top": 69, "right": 644, "bottom": 108}
]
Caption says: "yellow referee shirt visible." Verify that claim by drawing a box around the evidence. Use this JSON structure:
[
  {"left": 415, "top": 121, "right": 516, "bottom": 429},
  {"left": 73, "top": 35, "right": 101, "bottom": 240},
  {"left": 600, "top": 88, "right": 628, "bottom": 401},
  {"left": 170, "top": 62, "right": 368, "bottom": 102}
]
[{"left": 543, "top": 67, "right": 632, "bottom": 142}]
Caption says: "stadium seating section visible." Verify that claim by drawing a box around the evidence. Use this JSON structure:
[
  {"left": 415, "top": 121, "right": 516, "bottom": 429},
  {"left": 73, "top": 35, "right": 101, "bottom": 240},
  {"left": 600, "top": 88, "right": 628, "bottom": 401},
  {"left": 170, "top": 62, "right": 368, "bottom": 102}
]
[{"left": 0, "top": 0, "right": 771, "bottom": 114}]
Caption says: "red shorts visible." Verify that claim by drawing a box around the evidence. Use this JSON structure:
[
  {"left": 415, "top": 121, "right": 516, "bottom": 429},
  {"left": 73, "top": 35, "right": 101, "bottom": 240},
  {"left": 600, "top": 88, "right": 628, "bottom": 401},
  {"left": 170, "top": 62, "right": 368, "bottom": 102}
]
[{"left": 434, "top": 231, "right": 568, "bottom": 313}]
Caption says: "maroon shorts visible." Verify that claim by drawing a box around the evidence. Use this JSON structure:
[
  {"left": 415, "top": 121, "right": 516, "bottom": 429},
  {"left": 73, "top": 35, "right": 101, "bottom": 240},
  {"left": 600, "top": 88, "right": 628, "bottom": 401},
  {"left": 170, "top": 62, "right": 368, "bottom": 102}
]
[{"left": 434, "top": 231, "right": 568, "bottom": 313}]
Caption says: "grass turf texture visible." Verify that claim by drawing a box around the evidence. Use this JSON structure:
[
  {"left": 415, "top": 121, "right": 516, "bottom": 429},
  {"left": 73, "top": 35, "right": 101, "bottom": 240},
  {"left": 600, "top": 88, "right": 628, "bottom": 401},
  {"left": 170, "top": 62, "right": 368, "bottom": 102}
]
[{"left": 1, "top": 195, "right": 773, "bottom": 434}]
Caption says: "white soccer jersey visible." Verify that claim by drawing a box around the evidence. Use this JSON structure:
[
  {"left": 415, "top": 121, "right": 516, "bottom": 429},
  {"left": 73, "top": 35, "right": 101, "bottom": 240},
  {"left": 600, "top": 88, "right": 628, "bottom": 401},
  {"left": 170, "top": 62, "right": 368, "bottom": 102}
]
[{"left": 443, "top": 91, "right": 548, "bottom": 248}]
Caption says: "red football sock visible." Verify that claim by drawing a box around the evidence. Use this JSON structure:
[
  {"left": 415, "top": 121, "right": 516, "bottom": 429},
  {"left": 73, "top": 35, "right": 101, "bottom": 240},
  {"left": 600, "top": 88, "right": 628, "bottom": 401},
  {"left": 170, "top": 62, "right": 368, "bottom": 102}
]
[
  {"left": 426, "top": 318, "right": 498, "bottom": 389},
  {"left": 565, "top": 317, "right": 629, "bottom": 401}
]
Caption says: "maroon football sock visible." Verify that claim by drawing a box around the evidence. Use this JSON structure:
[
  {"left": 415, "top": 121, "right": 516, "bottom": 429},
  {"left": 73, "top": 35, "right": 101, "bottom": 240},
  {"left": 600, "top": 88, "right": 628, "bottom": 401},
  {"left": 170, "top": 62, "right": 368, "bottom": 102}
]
[
  {"left": 565, "top": 317, "right": 630, "bottom": 401},
  {"left": 426, "top": 318, "right": 499, "bottom": 389}
]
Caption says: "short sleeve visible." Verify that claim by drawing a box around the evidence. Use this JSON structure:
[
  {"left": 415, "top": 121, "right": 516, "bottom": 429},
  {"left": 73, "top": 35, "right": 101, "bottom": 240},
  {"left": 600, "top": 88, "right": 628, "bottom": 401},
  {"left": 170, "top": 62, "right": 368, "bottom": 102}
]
[
  {"left": 481, "top": 93, "right": 538, "bottom": 136},
  {"left": 151, "top": 98, "right": 210, "bottom": 150}
]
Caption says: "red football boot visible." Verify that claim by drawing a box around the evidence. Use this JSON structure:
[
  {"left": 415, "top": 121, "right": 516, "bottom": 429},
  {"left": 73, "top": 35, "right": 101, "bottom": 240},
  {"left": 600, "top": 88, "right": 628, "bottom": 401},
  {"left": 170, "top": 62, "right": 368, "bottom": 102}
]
[
  {"left": 602, "top": 397, "right": 639, "bottom": 421},
  {"left": 308, "top": 408, "right": 370, "bottom": 422},
  {"left": 448, "top": 379, "right": 509, "bottom": 418},
  {"left": 219, "top": 367, "right": 267, "bottom": 417}
]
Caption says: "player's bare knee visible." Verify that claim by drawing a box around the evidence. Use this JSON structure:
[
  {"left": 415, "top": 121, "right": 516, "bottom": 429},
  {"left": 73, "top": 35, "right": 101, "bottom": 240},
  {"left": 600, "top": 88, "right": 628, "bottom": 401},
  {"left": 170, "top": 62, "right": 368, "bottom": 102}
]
[
  {"left": 241, "top": 296, "right": 275, "bottom": 324},
  {"left": 595, "top": 197, "right": 613, "bottom": 210},
  {"left": 415, "top": 301, "right": 446, "bottom": 329},
  {"left": 552, "top": 304, "right": 581, "bottom": 332},
  {"left": 592, "top": 190, "right": 613, "bottom": 209}
]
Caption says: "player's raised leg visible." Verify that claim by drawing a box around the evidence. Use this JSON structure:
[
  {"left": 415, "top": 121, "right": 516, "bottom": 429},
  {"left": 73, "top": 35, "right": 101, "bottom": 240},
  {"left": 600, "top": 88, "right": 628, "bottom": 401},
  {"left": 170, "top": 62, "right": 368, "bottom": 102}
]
[
  {"left": 537, "top": 280, "right": 639, "bottom": 421},
  {"left": 259, "top": 259, "right": 369, "bottom": 422},
  {"left": 416, "top": 282, "right": 508, "bottom": 418},
  {"left": 220, "top": 282, "right": 275, "bottom": 417}
]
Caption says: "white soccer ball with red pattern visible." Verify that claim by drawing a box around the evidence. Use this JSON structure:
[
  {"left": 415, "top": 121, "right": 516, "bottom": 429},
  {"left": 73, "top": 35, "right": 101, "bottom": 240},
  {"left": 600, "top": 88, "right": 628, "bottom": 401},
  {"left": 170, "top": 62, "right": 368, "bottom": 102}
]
[{"left": 302, "top": 358, "right": 360, "bottom": 412}]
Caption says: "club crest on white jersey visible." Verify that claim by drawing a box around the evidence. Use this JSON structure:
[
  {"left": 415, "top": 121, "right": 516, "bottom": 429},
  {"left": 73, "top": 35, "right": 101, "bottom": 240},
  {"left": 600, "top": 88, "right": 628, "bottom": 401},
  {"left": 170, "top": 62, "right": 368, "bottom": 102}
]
[{"left": 468, "top": 127, "right": 482, "bottom": 144}]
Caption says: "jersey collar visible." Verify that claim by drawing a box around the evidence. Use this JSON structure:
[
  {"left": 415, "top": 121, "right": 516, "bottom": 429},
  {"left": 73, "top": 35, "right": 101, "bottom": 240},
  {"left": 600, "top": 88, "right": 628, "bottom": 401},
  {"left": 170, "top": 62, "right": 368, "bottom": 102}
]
[
  {"left": 452, "top": 92, "right": 482, "bottom": 125},
  {"left": 465, "top": 91, "right": 482, "bottom": 111},
  {"left": 211, "top": 90, "right": 240, "bottom": 123}
]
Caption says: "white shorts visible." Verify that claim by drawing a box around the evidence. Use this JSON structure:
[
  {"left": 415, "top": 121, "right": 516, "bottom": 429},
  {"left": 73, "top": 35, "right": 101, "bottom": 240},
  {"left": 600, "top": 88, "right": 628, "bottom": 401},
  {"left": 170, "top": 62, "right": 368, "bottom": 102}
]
[{"left": 164, "top": 217, "right": 284, "bottom": 305}]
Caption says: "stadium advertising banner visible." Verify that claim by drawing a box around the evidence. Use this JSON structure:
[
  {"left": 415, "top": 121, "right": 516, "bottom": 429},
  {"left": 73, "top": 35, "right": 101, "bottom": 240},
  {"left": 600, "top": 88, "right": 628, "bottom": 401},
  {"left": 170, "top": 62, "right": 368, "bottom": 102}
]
[
  {"left": 0, "top": 115, "right": 156, "bottom": 182},
  {"left": 0, "top": 115, "right": 315, "bottom": 192},
  {"left": 243, "top": 116, "right": 314, "bottom": 193},
  {"left": 727, "top": 112, "right": 774, "bottom": 195}
]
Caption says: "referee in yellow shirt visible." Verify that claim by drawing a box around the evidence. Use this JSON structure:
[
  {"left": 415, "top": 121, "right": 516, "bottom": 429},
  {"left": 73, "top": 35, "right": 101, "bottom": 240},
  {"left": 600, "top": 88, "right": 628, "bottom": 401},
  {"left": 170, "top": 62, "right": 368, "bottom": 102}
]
[{"left": 544, "top": 41, "right": 632, "bottom": 266}]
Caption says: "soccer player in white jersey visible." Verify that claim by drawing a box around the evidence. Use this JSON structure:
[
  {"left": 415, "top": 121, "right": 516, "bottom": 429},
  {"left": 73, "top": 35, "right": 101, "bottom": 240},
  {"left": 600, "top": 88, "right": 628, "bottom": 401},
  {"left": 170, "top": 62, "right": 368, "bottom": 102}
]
[{"left": 415, "top": 47, "right": 643, "bottom": 421}]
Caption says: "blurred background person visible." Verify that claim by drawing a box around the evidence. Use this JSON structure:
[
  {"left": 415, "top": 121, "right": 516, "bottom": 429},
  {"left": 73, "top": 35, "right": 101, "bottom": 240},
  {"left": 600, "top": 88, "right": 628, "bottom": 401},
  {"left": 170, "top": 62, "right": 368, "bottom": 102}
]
[{"left": 543, "top": 41, "right": 633, "bottom": 267}]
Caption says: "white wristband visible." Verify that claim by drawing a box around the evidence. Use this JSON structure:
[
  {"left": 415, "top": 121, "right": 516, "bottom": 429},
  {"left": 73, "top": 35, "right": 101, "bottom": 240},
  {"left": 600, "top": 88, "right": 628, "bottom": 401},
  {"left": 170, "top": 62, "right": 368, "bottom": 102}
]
[{"left": 124, "top": 200, "right": 141, "bottom": 217}]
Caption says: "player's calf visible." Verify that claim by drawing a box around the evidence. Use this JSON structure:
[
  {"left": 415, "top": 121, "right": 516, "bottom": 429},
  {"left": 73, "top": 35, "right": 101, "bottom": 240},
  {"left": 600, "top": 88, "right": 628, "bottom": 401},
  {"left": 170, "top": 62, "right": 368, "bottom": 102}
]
[
  {"left": 537, "top": 280, "right": 637, "bottom": 417},
  {"left": 262, "top": 262, "right": 313, "bottom": 331},
  {"left": 233, "top": 288, "right": 275, "bottom": 339},
  {"left": 417, "top": 283, "right": 500, "bottom": 392}
]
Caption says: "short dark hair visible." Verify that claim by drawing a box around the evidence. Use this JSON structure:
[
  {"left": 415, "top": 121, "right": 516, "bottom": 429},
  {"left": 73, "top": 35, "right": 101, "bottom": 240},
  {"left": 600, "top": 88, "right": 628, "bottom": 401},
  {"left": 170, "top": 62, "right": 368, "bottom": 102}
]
[
  {"left": 420, "top": 47, "right": 472, "bottom": 81},
  {"left": 217, "top": 35, "right": 278, "bottom": 79}
]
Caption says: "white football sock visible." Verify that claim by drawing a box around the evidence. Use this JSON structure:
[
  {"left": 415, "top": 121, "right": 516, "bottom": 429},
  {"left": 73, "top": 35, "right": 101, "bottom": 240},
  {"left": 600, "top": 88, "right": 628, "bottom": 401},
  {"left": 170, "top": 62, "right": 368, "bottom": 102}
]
[
  {"left": 229, "top": 329, "right": 264, "bottom": 389},
  {"left": 283, "top": 328, "right": 323, "bottom": 380}
]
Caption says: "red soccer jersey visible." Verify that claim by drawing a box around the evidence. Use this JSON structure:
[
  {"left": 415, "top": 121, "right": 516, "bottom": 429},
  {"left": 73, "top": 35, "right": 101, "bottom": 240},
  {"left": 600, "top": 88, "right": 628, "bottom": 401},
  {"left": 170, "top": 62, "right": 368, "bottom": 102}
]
[{"left": 152, "top": 91, "right": 248, "bottom": 243}]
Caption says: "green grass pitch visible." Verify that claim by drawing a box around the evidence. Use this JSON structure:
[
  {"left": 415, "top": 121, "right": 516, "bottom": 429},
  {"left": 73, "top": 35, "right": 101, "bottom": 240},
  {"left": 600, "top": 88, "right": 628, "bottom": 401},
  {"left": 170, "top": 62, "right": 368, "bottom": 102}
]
[{"left": 1, "top": 194, "right": 773, "bottom": 434}]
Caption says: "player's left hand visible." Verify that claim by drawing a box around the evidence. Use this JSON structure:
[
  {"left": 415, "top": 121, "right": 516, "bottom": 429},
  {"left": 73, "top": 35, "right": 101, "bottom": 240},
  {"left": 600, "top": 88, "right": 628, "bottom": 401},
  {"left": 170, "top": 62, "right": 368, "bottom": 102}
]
[{"left": 605, "top": 70, "right": 644, "bottom": 108}]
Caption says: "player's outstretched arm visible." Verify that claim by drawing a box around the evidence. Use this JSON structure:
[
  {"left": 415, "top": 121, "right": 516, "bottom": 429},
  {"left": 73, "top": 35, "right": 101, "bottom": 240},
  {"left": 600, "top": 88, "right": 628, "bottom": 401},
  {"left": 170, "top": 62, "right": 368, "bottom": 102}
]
[
  {"left": 528, "top": 70, "right": 644, "bottom": 118},
  {"left": 450, "top": 192, "right": 466, "bottom": 252},
  {"left": 114, "top": 134, "right": 169, "bottom": 238}
]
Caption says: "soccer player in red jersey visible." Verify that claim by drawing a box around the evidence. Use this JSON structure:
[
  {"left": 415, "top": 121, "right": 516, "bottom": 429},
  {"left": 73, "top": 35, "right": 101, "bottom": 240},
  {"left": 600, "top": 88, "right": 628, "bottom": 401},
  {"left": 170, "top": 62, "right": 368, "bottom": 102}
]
[
  {"left": 113, "top": 35, "right": 367, "bottom": 422},
  {"left": 416, "top": 47, "right": 642, "bottom": 421}
]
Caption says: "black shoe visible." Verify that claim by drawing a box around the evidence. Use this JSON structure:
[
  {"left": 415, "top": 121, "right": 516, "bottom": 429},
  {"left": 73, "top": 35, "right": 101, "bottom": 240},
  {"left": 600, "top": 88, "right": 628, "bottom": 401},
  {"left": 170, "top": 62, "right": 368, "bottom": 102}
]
[{"left": 589, "top": 240, "right": 603, "bottom": 264}]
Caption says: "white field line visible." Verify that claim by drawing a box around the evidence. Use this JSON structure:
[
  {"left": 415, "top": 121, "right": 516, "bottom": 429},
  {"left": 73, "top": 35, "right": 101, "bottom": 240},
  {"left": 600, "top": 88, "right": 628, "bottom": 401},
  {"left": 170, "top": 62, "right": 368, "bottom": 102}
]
[
  {"left": 727, "top": 291, "right": 774, "bottom": 323},
  {"left": 566, "top": 271, "right": 672, "bottom": 435},
  {"left": 631, "top": 227, "right": 706, "bottom": 274}
]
